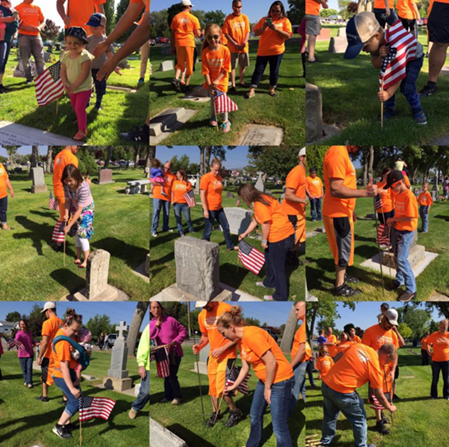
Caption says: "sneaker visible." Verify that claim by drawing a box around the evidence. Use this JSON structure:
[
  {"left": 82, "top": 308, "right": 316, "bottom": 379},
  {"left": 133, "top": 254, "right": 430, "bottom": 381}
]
[
  {"left": 27, "top": 383, "right": 33, "bottom": 389},
  {"left": 35, "top": 395, "right": 50, "bottom": 402},
  {"left": 256, "top": 281, "right": 270, "bottom": 288},
  {"left": 159, "top": 397, "right": 170, "bottom": 403},
  {"left": 375, "top": 420, "right": 390, "bottom": 435},
  {"left": 24, "top": 382, "right": 27, "bottom": 386},
  {"left": 398, "top": 291, "right": 416, "bottom": 302},
  {"left": 26, "top": 78, "right": 34, "bottom": 84},
  {"left": 419, "top": 84, "right": 437, "bottom": 97},
  {"left": 179, "top": 231, "right": 185, "bottom": 237},
  {"left": 64, "top": 422, "right": 73, "bottom": 435},
  {"left": 221, "top": 121, "right": 231, "bottom": 133},
  {"left": 53, "top": 424, "right": 71, "bottom": 439},
  {"left": 333, "top": 283, "right": 362, "bottom": 297},
  {"left": 206, "top": 411, "right": 221, "bottom": 427},
  {"left": 120, "top": 124, "right": 149, "bottom": 143},
  {"left": 172, "top": 398, "right": 183, "bottom": 405},
  {"left": 228, "top": 86, "right": 237, "bottom": 94},
  {"left": 128, "top": 408, "right": 138, "bottom": 419},
  {"left": 171, "top": 78, "right": 182, "bottom": 92},
  {"left": 224, "top": 408, "right": 243, "bottom": 427},
  {"left": 164, "top": 229, "right": 174, "bottom": 233},
  {"left": 263, "top": 295, "right": 274, "bottom": 300},
  {"left": 413, "top": 111, "right": 427, "bottom": 125},
  {"left": 94, "top": 104, "right": 102, "bottom": 111},
  {"left": 151, "top": 232, "right": 157, "bottom": 238},
  {"left": 345, "top": 274, "right": 360, "bottom": 283}
]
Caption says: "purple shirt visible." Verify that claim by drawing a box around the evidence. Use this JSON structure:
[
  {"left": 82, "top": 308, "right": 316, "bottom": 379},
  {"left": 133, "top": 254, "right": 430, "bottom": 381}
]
[
  {"left": 15, "top": 330, "right": 35, "bottom": 358},
  {"left": 150, "top": 316, "right": 187, "bottom": 357}
]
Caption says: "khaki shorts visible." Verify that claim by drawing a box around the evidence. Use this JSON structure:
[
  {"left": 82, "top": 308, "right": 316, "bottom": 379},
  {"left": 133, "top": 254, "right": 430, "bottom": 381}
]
[
  {"left": 231, "top": 52, "right": 250, "bottom": 70},
  {"left": 305, "top": 15, "right": 321, "bottom": 36}
]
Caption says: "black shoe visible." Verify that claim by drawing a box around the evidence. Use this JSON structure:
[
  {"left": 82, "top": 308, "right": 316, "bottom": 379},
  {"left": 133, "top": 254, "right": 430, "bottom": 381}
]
[
  {"left": 35, "top": 395, "right": 50, "bottom": 402},
  {"left": 64, "top": 422, "right": 73, "bottom": 435},
  {"left": 228, "top": 86, "right": 237, "bottom": 94},
  {"left": 206, "top": 411, "right": 221, "bottom": 427},
  {"left": 333, "top": 283, "right": 362, "bottom": 297},
  {"left": 224, "top": 408, "right": 243, "bottom": 427},
  {"left": 345, "top": 274, "right": 360, "bottom": 283},
  {"left": 120, "top": 124, "right": 149, "bottom": 143},
  {"left": 398, "top": 292, "right": 416, "bottom": 302},
  {"left": 171, "top": 78, "right": 182, "bottom": 92},
  {"left": 376, "top": 420, "right": 390, "bottom": 435},
  {"left": 53, "top": 424, "right": 71, "bottom": 439},
  {"left": 419, "top": 84, "right": 437, "bottom": 97},
  {"left": 393, "top": 394, "right": 401, "bottom": 400},
  {"left": 26, "top": 78, "right": 34, "bottom": 84},
  {"left": 386, "top": 281, "right": 402, "bottom": 292}
]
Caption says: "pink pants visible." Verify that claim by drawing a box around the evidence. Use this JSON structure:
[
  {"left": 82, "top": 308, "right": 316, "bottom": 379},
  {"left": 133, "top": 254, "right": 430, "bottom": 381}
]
[{"left": 69, "top": 89, "right": 91, "bottom": 133}]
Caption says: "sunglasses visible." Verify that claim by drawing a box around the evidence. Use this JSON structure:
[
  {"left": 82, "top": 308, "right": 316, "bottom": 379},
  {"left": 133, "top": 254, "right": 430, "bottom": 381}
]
[{"left": 207, "top": 35, "right": 220, "bottom": 40}]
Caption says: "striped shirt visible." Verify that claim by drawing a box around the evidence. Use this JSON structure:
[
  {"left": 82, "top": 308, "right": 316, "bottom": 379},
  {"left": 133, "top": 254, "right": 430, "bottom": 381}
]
[
  {"left": 380, "top": 19, "right": 422, "bottom": 91},
  {"left": 64, "top": 181, "right": 93, "bottom": 208}
]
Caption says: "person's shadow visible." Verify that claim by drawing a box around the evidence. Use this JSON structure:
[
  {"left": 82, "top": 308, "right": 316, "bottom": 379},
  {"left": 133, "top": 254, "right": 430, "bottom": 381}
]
[{"left": 13, "top": 215, "right": 54, "bottom": 256}]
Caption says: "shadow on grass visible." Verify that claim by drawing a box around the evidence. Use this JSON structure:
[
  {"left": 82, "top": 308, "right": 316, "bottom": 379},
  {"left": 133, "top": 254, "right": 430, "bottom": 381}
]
[
  {"left": 50, "top": 268, "right": 85, "bottom": 294},
  {"left": 13, "top": 215, "right": 53, "bottom": 256},
  {"left": 30, "top": 208, "right": 59, "bottom": 220},
  {"left": 434, "top": 214, "right": 449, "bottom": 221},
  {"left": 92, "top": 237, "right": 148, "bottom": 269},
  {"left": 167, "top": 424, "right": 217, "bottom": 447}
]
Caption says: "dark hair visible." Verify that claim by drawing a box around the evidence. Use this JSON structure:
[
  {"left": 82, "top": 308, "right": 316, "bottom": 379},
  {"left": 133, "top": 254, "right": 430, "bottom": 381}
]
[
  {"left": 152, "top": 158, "right": 162, "bottom": 169},
  {"left": 150, "top": 301, "right": 164, "bottom": 318},
  {"left": 268, "top": 1, "right": 286, "bottom": 18},
  {"left": 232, "top": 0, "right": 242, "bottom": 5},
  {"left": 61, "top": 164, "right": 83, "bottom": 188},
  {"left": 19, "top": 319, "right": 29, "bottom": 331},
  {"left": 310, "top": 167, "right": 317, "bottom": 173},
  {"left": 382, "top": 167, "right": 391, "bottom": 175},
  {"left": 64, "top": 308, "right": 83, "bottom": 326},
  {"left": 177, "top": 169, "right": 188, "bottom": 183},
  {"left": 238, "top": 183, "right": 271, "bottom": 207}
]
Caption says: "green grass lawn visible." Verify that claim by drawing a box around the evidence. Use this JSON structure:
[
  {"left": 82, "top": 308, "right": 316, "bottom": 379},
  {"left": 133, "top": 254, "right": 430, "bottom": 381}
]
[
  {"left": 0, "top": 169, "right": 149, "bottom": 300},
  {"left": 150, "top": 348, "right": 305, "bottom": 447},
  {"left": 149, "top": 185, "right": 305, "bottom": 301},
  {"left": 306, "top": 193, "right": 449, "bottom": 301},
  {"left": 149, "top": 39, "right": 305, "bottom": 146},
  {"left": 307, "top": 27, "right": 449, "bottom": 145},
  {"left": 0, "top": 49, "right": 148, "bottom": 145},
  {"left": 0, "top": 350, "right": 148, "bottom": 447},
  {"left": 305, "top": 347, "right": 449, "bottom": 447}
]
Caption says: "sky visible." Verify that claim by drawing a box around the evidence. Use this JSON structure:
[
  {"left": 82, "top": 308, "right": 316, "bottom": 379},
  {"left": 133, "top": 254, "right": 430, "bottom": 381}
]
[
  {"left": 151, "top": 0, "right": 289, "bottom": 23},
  {"left": 0, "top": 302, "right": 148, "bottom": 332},
  {"left": 0, "top": 146, "right": 47, "bottom": 158}
]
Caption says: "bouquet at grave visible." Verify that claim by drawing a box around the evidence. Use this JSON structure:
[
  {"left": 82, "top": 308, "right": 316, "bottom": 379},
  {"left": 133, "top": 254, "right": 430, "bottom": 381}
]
[
  {"left": 79, "top": 395, "right": 116, "bottom": 422},
  {"left": 238, "top": 240, "right": 265, "bottom": 275},
  {"left": 35, "top": 61, "right": 65, "bottom": 107},
  {"left": 49, "top": 191, "right": 58, "bottom": 210},
  {"left": 183, "top": 189, "right": 196, "bottom": 207}
]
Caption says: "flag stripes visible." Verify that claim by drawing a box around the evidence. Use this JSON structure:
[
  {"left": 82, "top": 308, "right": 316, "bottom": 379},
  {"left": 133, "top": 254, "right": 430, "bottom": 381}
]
[
  {"left": 6, "top": 338, "right": 26, "bottom": 351},
  {"left": 226, "top": 366, "right": 251, "bottom": 395},
  {"left": 35, "top": 61, "right": 65, "bottom": 107},
  {"left": 238, "top": 240, "right": 265, "bottom": 275},
  {"left": 374, "top": 194, "right": 383, "bottom": 210},
  {"left": 79, "top": 396, "right": 116, "bottom": 422},
  {"left": 370, "top": 394, "right": 385, "bottom": 410},
  {"left": 214, "top": 90, "right": 238, "bottom": 114},
  {"left": 376, "top": 223, "right": 390, "bottom": 246},
  {"left": 155, "top": 346, "right": 170, "bottom": 378},
  {"left": 52, "top": 221, "right": 65, "bottom": 243},
  {"left": 183, "top": 189, "right": 196, "bottom": 207}
]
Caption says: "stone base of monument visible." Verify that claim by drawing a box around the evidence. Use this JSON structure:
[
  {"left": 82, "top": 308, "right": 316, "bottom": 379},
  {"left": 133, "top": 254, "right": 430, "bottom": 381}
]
[
  {"left": 238, "top": 124, "right": 284, "bottom": 145},
  {"left": 182, "top": 85, "right": 210, "bottom": 102},
  {"left": 442, "top": 66, "right": 449, "bottom": 76},
  {"left": 328, "top": 36, "right": 347, "bottom": 54},
  {"left": 426, "top": 291, "right": 449, "bottom": 302},
  {"left": 103, "top": 376, "right": 133, "bottom": 392},
  {"left": 152, "top": 283, "right": 232, "bottom": 302},
  {"left": 150, "top": 108, "right": 198, "bottom": 145},
  {"left": 107, "top": 85, "right": 137, "bottom": 94},
  {"left": 31, "top": 184, "right": 48, "bottom": 193},
  {"left": 67, "top": 284, "right": 129, "bottom": 301},
  {"left": 150, "top": 418, "right": 189, "bottom": 447}
]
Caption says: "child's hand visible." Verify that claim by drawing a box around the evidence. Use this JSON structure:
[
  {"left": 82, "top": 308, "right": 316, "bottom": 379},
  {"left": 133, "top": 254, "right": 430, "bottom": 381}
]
[
  {"left": 379, "top": 46, "right": 389, "bottom": 57},
  {"left": 378, "top": 90, "right": 390, "bottom": 102},
  {"left": 64, "top": 225, "right": 71, "bottom": 234},
  {"left": 385, "top": 7, "right": 391, "bottom": 17},
  {"left": 63, "top": 81, "right": 71, "bottom": 93},
  {"left": 114, "top": 66, "right": 122, "bottom": 76}
]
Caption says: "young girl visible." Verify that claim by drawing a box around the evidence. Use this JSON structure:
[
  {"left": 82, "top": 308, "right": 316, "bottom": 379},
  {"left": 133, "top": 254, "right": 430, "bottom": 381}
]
[
  {"left": 62, "top": 164, "right": 95, "bottom": 268},
  {"left": 61, "top": 27, "right": 94, "bottom": 141},
  {"left": 201, "top": 24, "right": 233, "bottom": 133},
  {"left": 150, "top": 159, "right": 166, "bottom": 197},
  {"left": 316, "top": 345, "right": 334, "bottom": 381}
]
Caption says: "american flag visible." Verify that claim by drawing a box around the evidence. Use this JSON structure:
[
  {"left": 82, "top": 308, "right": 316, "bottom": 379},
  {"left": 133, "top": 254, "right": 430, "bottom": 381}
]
[
  {"left": 374, "top": 194, "right": 383, "bottom": 210},
  {"left": 370, "top": 394, "right": 385, "bottom": 410},
  {"left": 225, "top": 366, "right": 251, "bottom": 395},
  {"left": 79, "top": 395, "right": 116, "bottom": 422},
  {"left": 154, "top": 346, "right": 170, "bottom": 378},
  {"left": 6, "top": 338, "right": 26, "bottom": 351},
  {"left": 183, "top": 189, "right": 196, "bottom": 207},
  {"left": 52, "top": 221, "right": 66, "bottom": 244},
  {"left": 49, "top": 192, "right": 58, "bottom": 211},
  {"left": 35, "top": 61, "right": 65, "bottom": 107},
  {"left": 214, "top": 90, "right": 239, "bottom": 114},
  {"left": 238, "top": 240, "right": 265, "bottom": 275},
  {"left": 380, "top": 46, "right": 398, "bottom": 90},
  {"left": 376, "top": 223, "right": 390, "bottom": 246}
]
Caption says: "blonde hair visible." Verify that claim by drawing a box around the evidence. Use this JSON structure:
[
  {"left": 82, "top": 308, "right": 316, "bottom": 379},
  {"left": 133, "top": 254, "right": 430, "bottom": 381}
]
[
  {"left": 211, "top": 157, "right": 222, "bottom": 168},
  {"left": 378, "top": 342, "right": 397, "bottom": 360},
  {"left": 217, "top": 305, "right": 244, "bottom": 328},
  {"left": 319, "top": 345, "right": 328, "bottom": 356},
  {"left": 202, "top": 24, "right": 222, "bottom": 51}
]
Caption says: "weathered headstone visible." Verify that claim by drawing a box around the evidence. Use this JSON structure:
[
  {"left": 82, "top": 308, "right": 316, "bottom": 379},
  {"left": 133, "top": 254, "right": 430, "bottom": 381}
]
[
  {"left": 182, "top": 85, "right": 210, "bottom": 102},
  {"left": 255, "top": 171, "right": 267, "bottom": 192},
  {"left": 431, "top": 190, "right": 438, "bottom": 202},
  {"left": 328, "top": 36, "right": 347, "bottom": 54},
  {"left": 161, "top": 45, "right": 172, "bottom": 56},
  {"left": 193, "top": 343, "right": 210, "bottom": 375},
  {"left": 150, "top": 418, "right": 189, "bottom": 447},
  {"left": 238, "top": 124, "right": 284, "bottom": 146},
  {"left": 158, "top": 60, "right": 174, "bottom": 72},
  {"left": 337, "top": 27, "right": 346, "bottom": 37},
  {"left": 98, "top": 168, "right": 114, "bottom": 184},
  {"left": 31, "top": 167, "right": 48, "bottom": 193},
  {"left": 103, "top": 321, "right": 133, "bottom": 391},
  {"left": 86, "top": 250, "right": 110, "bottom": 299},
  {"left": 223, "top": 207, "right": 254, "bottom": 235},
  {"left": 306, "top": 83, "right": 323, "bottom": 143}
]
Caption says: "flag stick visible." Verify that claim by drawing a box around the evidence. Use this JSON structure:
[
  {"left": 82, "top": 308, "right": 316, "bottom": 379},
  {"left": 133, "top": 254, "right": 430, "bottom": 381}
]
[
  {"left": 212, "top": 91, "right": 219, "bottom": 133},
  {"left": 63, "top": 220, "right": 68, "bottom": 267},
  {"left": 380, "top": 78, "right": 385, "bottom": 130},
  {"left": 213, "top": 359, "right": 236, "bottom": 425},
  {"left": 372, "top": 179, "right": 385, "bottom": 298},
  {"left": 56, "top": 98, "right": 59, "bottom": 116},
  {"left": 384, "top": 368, "right": 394, "bottom": 426}
]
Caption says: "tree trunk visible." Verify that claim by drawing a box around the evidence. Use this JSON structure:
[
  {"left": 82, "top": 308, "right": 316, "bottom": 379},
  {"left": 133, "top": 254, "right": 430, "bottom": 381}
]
[
  {"left": 127, "top": 302, "right": 149, "bottom": 357},
  {"left": 145, "top": 148, "right": 151, "bottom": 178},
  {"left": 205, "top": 146, "right": 212, "bottom": 171},
  {"left": 46, "top": 147, "right": 53, "bottom": 174},
  {"left": 363, "top": 153, "right": 368, "bottom": 187},
  {"left": 30, "top": 146, "right": 39, "bottom": 178},
  {"left": 199, "top": 147, "right": 205, "bottom": 175},
  {"left": 368, "top": 146, "right": 374, "bottom": 180},
  {"left": 280, "top": 304, "right": 297, "bottom": 353},
  {"left": 134, "top": 147, "right": 140, "bottom": 169},
  {"left": 307, "top": 307, "right": 318, "bottom": 345},
  {"left": 104, "top": 147, "right": 113, "bottom": 169}
]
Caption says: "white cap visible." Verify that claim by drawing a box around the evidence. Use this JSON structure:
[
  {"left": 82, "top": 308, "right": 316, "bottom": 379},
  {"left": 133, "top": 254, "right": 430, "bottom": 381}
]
[
  {"left": 299, "top": 148, "right": 306, "bottom": 157},
  {"left": 182, "top": 0, "right": 194, "bottom": 6},
  {"left": 195, "top": 301, "right": 209, "bottom": 308},
  {"left": 41, "top": 302, "right": 56, "bottom": 313},
  {"left": 384, "top": 309, "right": 399, "bottom": 326}
]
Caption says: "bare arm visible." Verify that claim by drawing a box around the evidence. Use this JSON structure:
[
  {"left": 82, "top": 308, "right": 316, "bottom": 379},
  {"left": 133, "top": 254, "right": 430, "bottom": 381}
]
[
  {"left": 373, "top": 387, "right": 396, "bottom": 412},
  {"left": 56, "top": 0, "right": 71, "bottom": 27},
  {"left": 96, "top": 3, "right": 105, "bottom": 14},
  {"left": 239, "top": 218, "right": 259, "bottom": 239},
  {"left": 261, "top": 350, "right": 277, "bottom": 404},
  {"left": 291, "top": 344, "right": 306, "bottom": 368},
  {"left": 192, "top": 334, "right": 209, "bottom": 354},
  {"left": 260, "top": 222, "right": 270, "bottom": 245},
  {"left": 330, "top": 178, "right": 377, "bottom": 198},
  {"left": 285, "top": 187, "right": 307, "bottom": 204},
  {"left": 5, "top": 179, "right": 14, "bottom": 197},
  {"left": 38, "top": 335, "right": 49, "bottom": 361}
]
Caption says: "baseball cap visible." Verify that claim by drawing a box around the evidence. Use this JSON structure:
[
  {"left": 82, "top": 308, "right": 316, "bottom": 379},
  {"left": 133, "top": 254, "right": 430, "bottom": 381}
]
[
  {"left": 65, "top": 27, "right": 89, "bottom": 44},
  {"left": 195, "top": 301, "right": 209, "bottom": 308},
  {"left": 384, "top": 309, "right": 399, "bottom": 326},
  {"left": 381, "top": 303, "right": 390, "bottom": 310},
  {"left": 344, "top": 12, "right": 380, "bottom": 60},
  {"left": 310, "top": 167, "right": 317, "bottom": 173},
  {"left": 182, "top": 0, "right": 194, "bottom": 6},
  {"left": 86, "top": 13, "right": 106, "bottom": 28},
  {"left": 383, "top": 170, "right": 404, "bottom": 189},
  {"left": 299, "top": 148, "right": 306, "bottom": 157},
  {"left": 41, "top": 302, "right": 56, "bottom": 313}
]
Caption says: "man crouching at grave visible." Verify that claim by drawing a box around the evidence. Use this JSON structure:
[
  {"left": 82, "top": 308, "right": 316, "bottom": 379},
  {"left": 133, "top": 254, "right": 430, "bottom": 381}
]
[
  {"left": 193, "top": 301, "right": 243, "bottom": 427},
  {"left": 320, "top": 343, "right": 397, "bottom": 447}
]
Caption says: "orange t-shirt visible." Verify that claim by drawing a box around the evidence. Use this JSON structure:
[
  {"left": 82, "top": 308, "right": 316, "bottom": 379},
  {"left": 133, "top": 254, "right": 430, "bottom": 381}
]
[
  {"left": 198, "top": 302, "right": 237, "bottom": 360},
  {"left": 316, "top": 355, "right": 334, "bottom": 378},
  {"left": 282, "top": 164, "right": 306, "bottom": 216},
  {"left": 337, "top": 340, "right": 354, "bottom": 355},
  {"left": 53, "top": 149, "right": 79, "bottom": 197},
  {"left": 374, "top": 0, "right": 395, "bottom": 8},
  {"left": 200, "top": 172, "right": 224, "bottom": 211},
  {"left": 153, "top": 172, "right": 176, "bottom": 201},
  {"left": 291, "top": 322, "right": 306, "bottom": 360},
  {"left": 350, "top": 335, "right": 362, "bottom": 344},
  {"left": 420, "top": 337, "right": 428, "bottom": 350},
  {"left": 362, "top": 324, "right": 399, "bottom": 351},
  {"left": 170, "top": 11, "right": 201, "bottom": 47},
  {"left": 52, "top": 328, "right": 78, "bottom": 379},
  {"left": 0, "top": 163, "right": 9, "bottom": 200},
  {"left": 323, "top": 344, "right": 383, "bottom": 394},
  {"left": 393, "top": 189, "right": 418, "bottom": 232},
  {"left": 67, "top": 0, "right": 106, "bottom": 32},
  {"left": 171, "top": 180, "right": 192, "bottom": 204},
  {"left": 323, "top": 146, "right": 357, "bottom": 218},
  {"left": 306, "top": 175, "right": 323, "bottom": 198},
  {"left": 427, "top": 331, "right": 449, "bottom": 362},
  {"left": 15, "top": 3, "right": 44, "bottom": 36},
  {"left": 42, "top": 316, "right": 63, "bottom": 359},
  {"left": 222, "top": 13, "right": 250, "bottom": 54},
  {"left": 418, "top": 191, "right": 433, "bottom": 207},
  {"left": 253, "top": 16, "right": 292, "bottom": 56},
  {"left": 306, "top": 0, "right": 321, "bottom": 16},
  {"left": 377, "top": 181, "right": 394, "bottom": 213},
  {"left": 305, "top": 342, "right": 312, "bottom": 361},
  {"left": 326, "top": 334, "right": 338, "bottom": 358},
  {"left": 239, "top": 326, "right": 293, "bottom": 384},
  {"left": 397, "top": 0, "right": 419, "bottom": 19},
  {"left": 254, "top": 196, "right": 294, "bottom": 243},
  {"left": 202, "top": 45, "right": 231, "bottom": 93}
]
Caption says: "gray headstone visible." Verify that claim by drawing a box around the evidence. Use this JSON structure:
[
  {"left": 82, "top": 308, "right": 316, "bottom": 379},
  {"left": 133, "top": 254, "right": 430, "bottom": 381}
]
[
  {"left": 255, "top": 171, "right": 267, "bottom": 192},
  {"left": 238, "top": 125, "right": 284, "bottom": 146},
  {"left": 306, "top": 83, "right": 323, "bottom": 144},
  {"left": 107, "top": 321, "right": 129, "bottom": 379},
  {"left": 328, "top": 36, "right": 347, "bottom": 54},
  {"left": 431, "top": 190, "right": 438, "bottom": 201},
  {"left": 223, "top": 207, "right": 254, "bottom": 235},
  {"left": 183, "top": 85, "right": 210, "bottom": 99},
  {"left": 31, "top": 167, "right": 47, "bottom": 193},
  {"left": 98, "top": 169, "right": 114, "bottom": 184},
  {"left": 337, "top": 27, "right": 346, "bottom": 37},
  {"left": 175, "top": 237, "right": 220, "bottom": 300},
  {"left": 193, "top": 343, "right": 210, "bottom": 375},
  {"left": 158, "top": 60, "right": 174, "bottom": 72},
  {"left": 150, "top": 418, "right": 189, "bottom": 447},
  {"left": 226, "top": 191, "right": 234, "bottom": 198},
  {"left": 86, "top": 249, "right": 110, "bottom": 300}
]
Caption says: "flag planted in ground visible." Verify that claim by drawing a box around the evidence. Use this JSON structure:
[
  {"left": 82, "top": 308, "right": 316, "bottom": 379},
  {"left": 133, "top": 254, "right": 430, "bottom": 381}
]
[
  {"left": 370, "top": 394, "right": 385, "bottom": 410},
  {"left": 238, "top": 240, "right": 265, "bottom": 275},
  {"left": 214, "top": 90, "right": 238, "bottom": 114},
  {"left": 35, "top": 61, "right": 65, "bottom": 106},
  {"left": 226, "top": 366, "right": 251, "bottom": 395},
  {"left": 52, "top": 221, "right": 65, "bottom": 244},
  {"left": 49, "top": 192, "right": 58, "bottom": 210},
  {"left": 183, "top": 189, "right": 196, "bottom": 207},
  {"left": 79, "top": 396, "right": 116, "bottom": 422}
]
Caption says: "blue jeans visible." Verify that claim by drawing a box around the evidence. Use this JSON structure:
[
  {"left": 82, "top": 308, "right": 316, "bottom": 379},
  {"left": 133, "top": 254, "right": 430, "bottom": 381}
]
[
  {"left": 202, "top": 208, "right": 235, "bottom": 250},
  {"left": 0, "top": 196, "right": 7, "bottom": 224},
  {"left": 394, "top": 229, "right": 417, "bottom": 293},
  {"left": 310, "top": 198, "right": 322, "bottom": 220},
  {"left": 419, "top": 205, "right": 429, "bottom": 232},
  {"left": 431, "top": 360, "right": 449, "bottom": 399},
  {"left": 91, "top": 68, "right": 107, "bottom": 106},
  {"left": 53, "top": 370, "right": 81, "bottom": 417},
  {"left": 0, "top": 40, "right": 12, "bottom": 75},
  {"left": 151, "top": 198, "right": 170, "bottom": 233},
  {"left": 164, "top": 355, "right": 183, "bottom": 400},
  {"left": 173, "top": 203, "right": 194, "bottom": 233},
  {"left": 247, "top": 378, "right": 294, "bottom": 447},
  {"left": 19, "top": 356, "right": 34, "bottom": 385},
  {"left": 321, "top": 382, "right": 367, "bottom": 447},
  {"left": 263, "top": 235, "right": 294, "bottom": 301},
  {"left": 250, "top": 53, "right": 285, "bottom": 88},
  {"left": 132, "top": 369, "right": 150, "bottom": 412},
  {"left": 290, "top": 362, "right": 307, "bottom": 415}
]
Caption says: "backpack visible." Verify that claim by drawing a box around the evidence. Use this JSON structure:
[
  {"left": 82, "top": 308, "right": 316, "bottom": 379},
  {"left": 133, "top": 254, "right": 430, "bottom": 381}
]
[{"left": 52, "top": 335, "right": 90, "bottom": 371}]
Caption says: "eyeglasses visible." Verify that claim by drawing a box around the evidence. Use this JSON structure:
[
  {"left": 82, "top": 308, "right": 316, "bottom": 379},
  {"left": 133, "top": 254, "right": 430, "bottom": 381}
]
[
  {"left": 208, "top": 35, "right": 220, "bottom": 40},
  {"left": 233, "top": 5, "right": 242, "bottom": 8}
]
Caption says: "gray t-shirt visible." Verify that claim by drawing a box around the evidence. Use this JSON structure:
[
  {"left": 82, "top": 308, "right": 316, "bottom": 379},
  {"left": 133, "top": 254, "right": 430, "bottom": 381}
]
[{"left": 87, "top": 34, "right": 114, "bottom": 70}]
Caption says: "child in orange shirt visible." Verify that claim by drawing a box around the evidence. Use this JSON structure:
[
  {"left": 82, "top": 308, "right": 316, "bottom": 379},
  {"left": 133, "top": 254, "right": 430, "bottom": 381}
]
[
  {"left": 201, "top": 24, "right": 233, "bottom": 133},
  {"left": 417, "top": 183, "right": 433, "bottom": 233},
  {"left": 316, "top": 345, "right": 334, "bottom": 380},
  {"left": 0, "top": 162, "right": 14, "bottom": 230}
]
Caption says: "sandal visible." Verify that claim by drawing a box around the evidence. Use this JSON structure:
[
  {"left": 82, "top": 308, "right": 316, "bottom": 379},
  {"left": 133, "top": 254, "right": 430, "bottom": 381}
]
[
  {"left": 78, "top": 264, "right": 86, "bottom": 269},
  {"left": 74, "top": 259, "right": 81, "bottom": 265},
  {"left": 245, "top": 91, "right": 256, "bottom": 99},
  {"left": 73, "top": 130, "right": 87, "bottom": 141},
  {"left": 269, "top": 90, "right": 278, "bottom": 97},
  {"left": 209, "top": 120, "right": 218, "bottom": 127}
]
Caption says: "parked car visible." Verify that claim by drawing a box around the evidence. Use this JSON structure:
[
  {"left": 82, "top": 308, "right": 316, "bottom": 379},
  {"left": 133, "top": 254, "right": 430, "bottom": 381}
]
[{"left": 150, "top": 39, "right": 156, "bottom": 46}]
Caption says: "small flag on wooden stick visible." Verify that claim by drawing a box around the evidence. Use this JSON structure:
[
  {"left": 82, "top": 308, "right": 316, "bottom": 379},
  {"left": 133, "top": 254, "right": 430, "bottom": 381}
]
[
  {"left": 183, "top": 189, "right": 196, "bottom": 207},
  {"left": 35, "top": 61, "right": 65, "bottom": 107},
  {"left": 238, "top": 240, "right": 265, "bottom": 275},
  {"left": 214, "top": 90, "right": 238, "bottom": 114}
]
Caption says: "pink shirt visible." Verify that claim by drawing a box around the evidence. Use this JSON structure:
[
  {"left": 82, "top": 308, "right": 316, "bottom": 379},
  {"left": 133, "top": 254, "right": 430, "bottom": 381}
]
[
  {"left": 15, "top": 330, "right": 36, "bottom": 358},
  {"left": 150, "top": 316, "right": 187, "bottom": 357}
]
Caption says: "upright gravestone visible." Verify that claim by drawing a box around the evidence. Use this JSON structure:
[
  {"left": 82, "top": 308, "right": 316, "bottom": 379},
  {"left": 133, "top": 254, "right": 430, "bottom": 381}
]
[
  {"left": 193, "top": 342, "right": 210, "bottom": 375},
  {"left": 223, "top": 207, "right": 254, "bottom": 235},
  {"left": 158, "top": 60, "right": 174, "bottom": 72},
  {"left": 98, "top": 169, "right": 114, "bottom": 185},
  {"left": 195, "top": 175, "right": 201, "bottom": 195},
  {"left": 86, "top": 250, "right": 110, "bottom": 299},
  {"left": 255, "top": 171, "right": 267, "bottom": 192},
  {"left": 31, "top": 167, "right": 48, "bottom": 193},
  {"left": 306, "top": 83, "right": 323, "bottom": 143},
  {"left": 103, "top": 321, "right": 133, "bottom": 391}
]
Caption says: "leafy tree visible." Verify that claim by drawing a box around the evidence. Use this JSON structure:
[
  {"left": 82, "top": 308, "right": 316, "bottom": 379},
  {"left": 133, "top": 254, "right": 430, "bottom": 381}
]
[
  {"left": 397, "top": 306, "right": 431, "bottom": 339},
  {"left": 247, "top": 147, "right": 299, "bottom": 180},
  {"left": 244, "top": 317, "right": 261, "bottom": 327},
  {"left": 398, "top": 323, "right": 413, "bottom": 340},
  {"left": 307, "top": 146, "right": 327, "bottom": 179},
  {"left": 3, "top": 146, "right": 19, "bottom": 164},
  {"left": 77, "top": 148, "right": 98, "bottom": 176},
  {"left": 204, "top": 10, "right": 226, "bottom": 27},
  {"left": 321, "top": 9, "right": 339, "bottom": 17},
  {"left": 6, "top": 311, "right": 21, "bottom": 322},
  {"left": 85, "top": 315, "right": 114, "bottom": 339},
  {"left": 288, "top": 0, "right": 304, "bottom": 23},
  {"left": 170, "top": 154, "right": 191, "bottom": 173},
  {"left": 27, "top": 304, "right": 46, "bottom": 339},
  {"left": 104, "top": 0, "right": 115, "bottom": 35},
  {"left": 150, "top": 10, "right": 169, "bottom": 38}
]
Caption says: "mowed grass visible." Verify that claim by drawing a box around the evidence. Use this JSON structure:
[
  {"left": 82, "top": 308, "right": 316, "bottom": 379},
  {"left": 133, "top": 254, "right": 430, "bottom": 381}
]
[
  {"left": 0, "top": 350, "right": 148, "bottom": 447},
  {"left": 149, "top": 185, "right": 305, "bottom": 300},
  {"left": 150, "top": 348, "right": 305, "bottom": 447},
  {"left": 149, "top": 39, "right": 305, "bottom": 146},
  {"left": 0, "top": 49, "right": 148, "bottom": 145},
  {"left": 306, "top": 192, "right": 449, "bottom": 301},
  {"left": 0, "top": 169, "right": 149, "bottom": 300},
  {"left": 306, "top": 27, "right": 449, "bottom": 145},
  {"left": 305, "top": 347, "right": 449, "bottom": 447}
]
